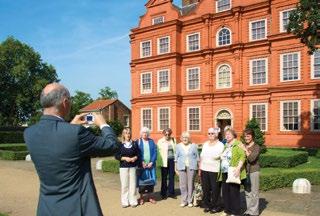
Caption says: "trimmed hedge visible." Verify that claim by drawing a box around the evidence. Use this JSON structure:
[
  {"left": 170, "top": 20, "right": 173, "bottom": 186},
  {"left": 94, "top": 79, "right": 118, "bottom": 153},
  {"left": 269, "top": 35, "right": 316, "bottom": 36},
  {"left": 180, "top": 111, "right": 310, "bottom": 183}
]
[
  {"left": 260, "top": 148, "right": 309, "bottom": 168},
  {"left": 0, "top": 131, "right": 24, "bottom": 144},
  {"left": 0, "top": 144, "right": 28, "bottom": 160}
]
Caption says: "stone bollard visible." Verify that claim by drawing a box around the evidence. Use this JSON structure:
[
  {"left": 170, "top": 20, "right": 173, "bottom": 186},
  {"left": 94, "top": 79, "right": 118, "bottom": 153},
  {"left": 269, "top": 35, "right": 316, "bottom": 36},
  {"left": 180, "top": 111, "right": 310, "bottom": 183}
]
[
  {"left": 96, "top": 159, "right": 103, "bottom": 171},
  {"left": 25, "top": 154, "right": 32, "bottom": 162},
  {"left": 293, "top": 178, "right": 311, "bottom": 194}
]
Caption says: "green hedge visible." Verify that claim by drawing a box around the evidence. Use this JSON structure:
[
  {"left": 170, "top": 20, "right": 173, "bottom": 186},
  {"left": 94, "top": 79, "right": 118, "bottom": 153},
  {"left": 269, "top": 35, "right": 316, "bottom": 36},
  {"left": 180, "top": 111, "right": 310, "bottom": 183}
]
[
  {"left": 260, "top": 148, "right": 309, "bottom": 168},
  {"left": 0, "top": 144, "right": 28, "bottom": 160},
  {"left": 0, "top": 131, "right": 24, "bottom": 144}
]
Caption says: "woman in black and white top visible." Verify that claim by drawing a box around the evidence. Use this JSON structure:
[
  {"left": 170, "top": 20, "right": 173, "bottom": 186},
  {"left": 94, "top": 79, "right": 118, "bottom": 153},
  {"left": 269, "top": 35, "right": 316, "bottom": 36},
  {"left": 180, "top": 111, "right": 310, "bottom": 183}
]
[
  {"left": 199, "top": 127, "right": 224, "bottom": 214},
  {"left": 115, "top": 127, "right": 140, "bottom": 208}
]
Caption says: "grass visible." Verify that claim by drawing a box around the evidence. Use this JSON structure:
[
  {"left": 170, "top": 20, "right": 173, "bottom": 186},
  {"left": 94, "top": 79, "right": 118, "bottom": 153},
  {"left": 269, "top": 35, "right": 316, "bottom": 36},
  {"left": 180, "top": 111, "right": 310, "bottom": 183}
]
[{"left": 0, "top": 213, "right": 9, "bottom": 216}]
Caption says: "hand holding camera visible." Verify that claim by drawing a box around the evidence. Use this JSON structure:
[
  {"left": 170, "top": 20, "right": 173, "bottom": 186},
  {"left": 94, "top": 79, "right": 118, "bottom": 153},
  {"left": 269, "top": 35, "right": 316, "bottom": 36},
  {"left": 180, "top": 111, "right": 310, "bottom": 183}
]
[{"left": 71, "top": 112, "right": 106, "bottom": 127}]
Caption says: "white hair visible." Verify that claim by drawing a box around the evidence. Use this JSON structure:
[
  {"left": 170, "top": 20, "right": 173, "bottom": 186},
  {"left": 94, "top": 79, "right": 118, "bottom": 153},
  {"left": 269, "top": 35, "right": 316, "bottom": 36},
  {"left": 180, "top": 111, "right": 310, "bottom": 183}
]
[
  {"left": 180, "top": 131, "right": 191, "bottom": 142},
  {"left": 140, "top": 127, "right": 150, "bottom": 136},
  {"left": 208, "top": 127, "right": 220, "bottom": 134}
]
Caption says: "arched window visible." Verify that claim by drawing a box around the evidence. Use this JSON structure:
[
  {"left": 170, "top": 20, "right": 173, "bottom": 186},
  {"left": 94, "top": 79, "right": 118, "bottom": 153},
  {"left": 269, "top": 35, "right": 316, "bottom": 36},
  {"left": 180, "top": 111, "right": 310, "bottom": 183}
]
[
  {"left": 217, "top": 64, "right": 231, "bottom": 88},
  {"left": 217, "top": 28, "right": 231, "bottom": 46}
]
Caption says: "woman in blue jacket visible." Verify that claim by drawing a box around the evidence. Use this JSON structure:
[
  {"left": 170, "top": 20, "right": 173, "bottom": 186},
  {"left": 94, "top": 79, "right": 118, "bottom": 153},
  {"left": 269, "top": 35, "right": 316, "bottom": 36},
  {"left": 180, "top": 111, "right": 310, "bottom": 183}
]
[
  {"left": 137, "top": 127, "right": 157, "bottom": 205},
  {"left": 175, "top": 131, "right": 199, "bottom": 207}
]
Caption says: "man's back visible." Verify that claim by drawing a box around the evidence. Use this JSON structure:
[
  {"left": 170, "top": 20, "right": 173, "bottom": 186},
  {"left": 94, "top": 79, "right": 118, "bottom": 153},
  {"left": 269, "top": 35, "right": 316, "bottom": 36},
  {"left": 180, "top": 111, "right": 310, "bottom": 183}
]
[{"left": 24, "top": 115, "right": 117, "bottom": 216}]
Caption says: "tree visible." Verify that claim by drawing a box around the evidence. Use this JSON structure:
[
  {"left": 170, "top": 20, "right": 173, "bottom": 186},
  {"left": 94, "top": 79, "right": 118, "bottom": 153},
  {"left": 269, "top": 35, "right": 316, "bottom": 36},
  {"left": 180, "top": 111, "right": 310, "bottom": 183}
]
[
  {"left": 69, "top": 91, "right": 93, "bottom": 120},
  {"left": 98, "top": 86, "right": 118, "bottom": 100},
  {"left": 0, "top": 37, "right": 58, "bottom": 126},
  {"left": 287, "top": 0, "right": 320, "bottom": 54},
  {"left": 241, "top": 118, "right": 267, "bottom": 153}
]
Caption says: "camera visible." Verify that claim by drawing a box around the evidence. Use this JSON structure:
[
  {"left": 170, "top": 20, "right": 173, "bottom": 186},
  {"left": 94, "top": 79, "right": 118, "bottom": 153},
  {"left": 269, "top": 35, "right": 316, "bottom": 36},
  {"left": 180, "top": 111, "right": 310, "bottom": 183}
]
[{"left": 85, "top": 113, "right": 94, "bottom": 124}]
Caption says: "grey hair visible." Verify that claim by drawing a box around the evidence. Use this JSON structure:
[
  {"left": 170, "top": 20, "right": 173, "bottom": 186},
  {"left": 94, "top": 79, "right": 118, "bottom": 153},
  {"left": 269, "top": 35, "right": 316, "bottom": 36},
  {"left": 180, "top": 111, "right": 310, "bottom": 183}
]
[
  {"left": 40, "top": 86, "right": 70, "bottom": 109},
  {"left": 140, "top": 127, "right": 150, "bottom": 136}
]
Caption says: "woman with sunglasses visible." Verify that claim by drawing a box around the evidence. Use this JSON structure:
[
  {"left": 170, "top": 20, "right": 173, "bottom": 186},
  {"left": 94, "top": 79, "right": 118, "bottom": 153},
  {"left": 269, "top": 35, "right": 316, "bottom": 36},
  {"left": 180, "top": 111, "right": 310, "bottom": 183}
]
[
  {"left": 157, "top": 128, "right": 177, "bottom": 199},
  {"left": 199, "top": 128, "right": 225, "bottom": 214}
]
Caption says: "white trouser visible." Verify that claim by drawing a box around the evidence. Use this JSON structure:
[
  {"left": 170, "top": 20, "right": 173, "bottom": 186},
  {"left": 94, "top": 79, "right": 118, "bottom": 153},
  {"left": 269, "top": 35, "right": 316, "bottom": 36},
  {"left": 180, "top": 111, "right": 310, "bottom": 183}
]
[{"left": 119, "top": 167, "right": 138, "bottom": 206}]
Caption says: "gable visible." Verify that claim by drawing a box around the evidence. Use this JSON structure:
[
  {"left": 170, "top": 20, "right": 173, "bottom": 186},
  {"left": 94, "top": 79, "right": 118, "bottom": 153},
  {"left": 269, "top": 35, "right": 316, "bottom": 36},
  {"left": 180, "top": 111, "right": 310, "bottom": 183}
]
[{"left": 145, "top": 0, "right": 172, "bottom": 8}]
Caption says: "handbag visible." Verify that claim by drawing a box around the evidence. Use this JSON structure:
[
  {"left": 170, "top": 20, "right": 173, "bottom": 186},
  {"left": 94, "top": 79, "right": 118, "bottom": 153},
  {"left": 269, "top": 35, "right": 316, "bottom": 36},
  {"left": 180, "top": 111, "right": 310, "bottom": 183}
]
[
  {"left": 138, "top": 168, "right": 155, "bottom": 186},
  {"left": 226, "top": 166, "right": 241, "bottom": 184}
]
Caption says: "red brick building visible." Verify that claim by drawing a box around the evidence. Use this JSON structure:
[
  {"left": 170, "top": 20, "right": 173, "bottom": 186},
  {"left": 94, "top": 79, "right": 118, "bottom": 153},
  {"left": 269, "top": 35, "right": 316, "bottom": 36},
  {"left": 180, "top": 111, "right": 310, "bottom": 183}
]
[
  {"left": 130, "top": 0, "right": 320, "bottom": 147},
  {"left": 80, "top": 99, "right": 131, "bottom": 127}
]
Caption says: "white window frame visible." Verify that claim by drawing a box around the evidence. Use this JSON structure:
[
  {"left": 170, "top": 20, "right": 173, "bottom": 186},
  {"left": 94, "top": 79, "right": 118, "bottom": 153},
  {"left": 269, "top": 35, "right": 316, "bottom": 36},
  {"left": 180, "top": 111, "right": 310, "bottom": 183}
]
[
  {"left": 280, "top": 100, "right": 301, "bottom": 132},
  {"left": 280, "top": 8, "right": 295, "bottom": 33},
  {"left": 140, "top": 72, "right": 152, "bottom": 94},
  {"left": 141, "top": 108, "right": 153, "bottom": 131},
  {"left": 311, "top": 99, "right": 320, "bottom": 132},
  {"left": 140, "top": 40, "right": 152, "bottom": 58},
  {"left": 187, "top": 106, "right": 201, "bottom": 132},
  {"left": 152, "top": 16, "right": 164, "bottom": 25},
  {"left": 123, "top": 115, "right": 130, "bottom": 127},
  {"left": 157, "top": 69, "right": 170, "bottom": 92},
  {"left": 216, "top": 64, "right": 232, "bottom": 89},
  {"left": 158, "top": 107, "right": 171, "bottom": 131},
  {"left": 186, "top": 32, "right": 200, "bottom": 52},
  {"left": 249, "top": 58, "right": 268, "bottom": 86},
  {"left": 216, "top": 0, "right": 231, "bottom": 13},
  {"left": 216, "top": 27, "right": 232, "bottom": 47},
  {"left": 186, "top": 67, "right": 201, "bottom": 91},
  {"left": 157, "top": 36, "right": 170, "bottom": 55},
  {"left": 249, "top": 19, "right": 267, "bottom": 42},
  {"left": 311, "top": 50, "right": 320, "bottom": 79},
  {"left": 250, "top": 103, "right": 268, "bottom": 131},
  {"left": 280, "top": 52, "right": 301, "bottom": 82}
]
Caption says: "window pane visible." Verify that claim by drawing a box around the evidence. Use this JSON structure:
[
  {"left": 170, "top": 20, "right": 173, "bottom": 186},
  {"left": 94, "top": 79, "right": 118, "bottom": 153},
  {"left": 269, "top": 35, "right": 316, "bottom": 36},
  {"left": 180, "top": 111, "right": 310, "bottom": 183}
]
[
  {"left": 159, "top": 108, "right": 169, "bottom": 130},
  {"left": 218, "top": 65, "right": 231, "bottom": 88},
  {"left": 188, "top": 34, "right": 199, "bottom": 51},
  {"left": 282, "top": 102, "right": 299, "bottom": 131},
  {"left": 142, "top": 73, "right": 151, "bottom": 93},
  {"left": 189, "top": 108, "right": 200, "bottom": 130},
  {"left": 142, "top": 109, "right": 152, "bottom": 130},
  {"left": 282, "top": 53, "right": 299, "bottom": 81},
  {"left": 313, "top": 50, "right": 320, "bottom": 78},
  {"left": 152, "top": 16, "right": 164, "bottom": 25},
  {"left": 159, "top": 37, "right": 169, "bottom": 54},
  {"left": 251, "top": 20, "right": 266, "bottom": 40},
  {"left": 141, "top": 41, "right": 151, "bottom": 57},
  {"left": 217, "top": 0, "right": 230, "bottom": 12},
  {"left": 188, "top": 68, "right": 200, "bottom": 90},
  {"left": 312, "top": 100, "right": 320, "bottom": 130},
  {"left": 252, "top": 59, "right": 267, "bottom": 84},
  {"left": 251, "top": 104, "right": 267, "bottom": 131},
  {"left": 218, "top": 28, "right": 231, "bottom": 46},
  {"left": 159, "top": 70, "right": 169, "bottom": 91}
]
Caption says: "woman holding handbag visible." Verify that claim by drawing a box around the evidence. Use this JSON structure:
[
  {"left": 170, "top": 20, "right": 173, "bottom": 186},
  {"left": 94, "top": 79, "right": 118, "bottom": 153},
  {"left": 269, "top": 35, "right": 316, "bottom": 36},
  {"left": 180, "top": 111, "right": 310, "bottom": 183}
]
[
  {"left": 199, "top": 127, "right": 224, "bottom": 214},
  {"left": 137, "top": 127, "right": 157, "bottom": 205},
  {"left": 220, "top": 127, "right": 246, "bottom": 216}
]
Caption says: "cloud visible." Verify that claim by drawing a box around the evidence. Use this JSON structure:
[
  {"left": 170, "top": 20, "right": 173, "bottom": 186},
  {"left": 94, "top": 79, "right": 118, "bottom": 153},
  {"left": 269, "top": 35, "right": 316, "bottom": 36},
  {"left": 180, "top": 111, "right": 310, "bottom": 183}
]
[{"left": 51, "top": 32, "right": 129, "bottom": 60}]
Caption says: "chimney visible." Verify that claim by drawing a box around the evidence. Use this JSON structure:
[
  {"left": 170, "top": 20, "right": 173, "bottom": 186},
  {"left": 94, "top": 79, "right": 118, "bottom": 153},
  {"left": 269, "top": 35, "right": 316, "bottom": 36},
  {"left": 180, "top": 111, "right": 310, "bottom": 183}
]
[{"left": 182, "top": 0, "right": 199, "bottom": 7}]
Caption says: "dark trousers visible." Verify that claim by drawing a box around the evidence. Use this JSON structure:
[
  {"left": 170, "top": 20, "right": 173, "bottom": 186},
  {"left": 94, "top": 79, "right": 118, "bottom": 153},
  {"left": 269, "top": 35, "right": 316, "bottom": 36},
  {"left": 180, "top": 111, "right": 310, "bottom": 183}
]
[
  {"left": 160, "top": 158, "right": 175, "bottom": 196},
  {"left": 222, "top": 173, "right": 241, "bottom": 215},
  {"left": 201, "top": 170, "right": 220, "bottom": 209}
]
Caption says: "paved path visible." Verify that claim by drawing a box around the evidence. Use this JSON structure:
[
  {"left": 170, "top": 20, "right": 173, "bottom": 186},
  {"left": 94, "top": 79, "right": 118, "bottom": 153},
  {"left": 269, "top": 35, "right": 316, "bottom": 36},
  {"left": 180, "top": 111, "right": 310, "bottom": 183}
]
[{"left": 0, "top": 158, "right": 319, "bottom": 216}]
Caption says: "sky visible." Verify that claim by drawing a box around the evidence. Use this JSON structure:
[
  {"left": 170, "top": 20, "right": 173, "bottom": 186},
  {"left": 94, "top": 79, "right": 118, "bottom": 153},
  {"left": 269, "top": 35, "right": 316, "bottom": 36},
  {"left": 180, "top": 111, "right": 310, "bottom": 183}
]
[{"left": 0, "top": 0, "right": 181, "bottom": 107}]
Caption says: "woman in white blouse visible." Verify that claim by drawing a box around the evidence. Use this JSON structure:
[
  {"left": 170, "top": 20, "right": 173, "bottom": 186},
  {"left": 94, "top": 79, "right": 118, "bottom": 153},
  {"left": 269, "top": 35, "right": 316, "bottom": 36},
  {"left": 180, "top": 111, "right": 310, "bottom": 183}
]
[{"left": 199, "top": 127, "right": 224, "bottom": 214}]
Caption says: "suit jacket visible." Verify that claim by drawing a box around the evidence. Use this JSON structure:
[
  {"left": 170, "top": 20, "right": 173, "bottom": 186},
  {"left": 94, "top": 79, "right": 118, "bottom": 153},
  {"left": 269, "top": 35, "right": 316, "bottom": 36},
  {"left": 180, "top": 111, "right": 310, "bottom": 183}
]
[{"left": 24, "top": 115, "right": 118, "bottom": 216}]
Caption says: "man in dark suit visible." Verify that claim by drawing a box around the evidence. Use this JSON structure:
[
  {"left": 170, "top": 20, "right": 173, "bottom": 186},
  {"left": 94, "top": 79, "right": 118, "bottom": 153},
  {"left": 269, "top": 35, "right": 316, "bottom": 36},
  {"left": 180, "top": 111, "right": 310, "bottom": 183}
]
[{"left": 24, "top": 83, "right": 118, "bottom": 216}]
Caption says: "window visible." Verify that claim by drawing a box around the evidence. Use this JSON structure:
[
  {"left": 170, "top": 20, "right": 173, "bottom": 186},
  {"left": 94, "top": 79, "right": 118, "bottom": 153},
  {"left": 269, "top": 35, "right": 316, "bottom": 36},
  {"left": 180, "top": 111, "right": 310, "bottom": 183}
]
[
  {"left": 217, "top": 64, "right": 231, "bottom": 88},
  {"left": 311, "top": 100, "right": 320, "bottom": 131},
  {"left": 217, "top": 28, "right": 231, "bottom": 46},
  {"left": 152, "top": 16, "right": 164, "bottom": 25},
  {"left": 141, "top": 108, "right": 152, "bottom": 130},
  {"left": 187, "top": 67, "right": 200, "bottom": 91},
  {"left": 140, "top": 40, "right": 151, "bottom": 58},
  {"left": 187, "top": 33, "right": 200, "bottom": 52},
  {"left": 250, "top": 103, "right": 268, "bottom": 131},
  {"left": 158, "top": 36, "right": 170, "bottom": 54},
  {"left": 158, "top": 107, "right": 170, "bottom": 131},
  {"left": 280, "top": 9, "right": 295, "bottom": 32},
  {"left": 157, "top": 69, "right": 170, "bottom": 92},
  {"left": 250, "top": 19, "right": 267, "bottom": 41},
  {"left": 311, "top": 50, "right": 320, "bottom": 79},
  {"left": 188, "top": 107, "right": 200, "bottom": 131},
  {"left": 281, "top": 101, "right": 300, "bottom": 131},
  {"left": 124, "top": 115, "right": 130, "bottom": 127},
  {"left": 281, "top": 52, "right": 300, "bottom": 81},
  {"left": 250, "top": 58, "right": 268, "bottom": 85},
  {"left": 141, "top": 72, "right": 152, "bottom": 94},
  {"left": 216, "top": 0, "right": 231, "bottom": 12}
]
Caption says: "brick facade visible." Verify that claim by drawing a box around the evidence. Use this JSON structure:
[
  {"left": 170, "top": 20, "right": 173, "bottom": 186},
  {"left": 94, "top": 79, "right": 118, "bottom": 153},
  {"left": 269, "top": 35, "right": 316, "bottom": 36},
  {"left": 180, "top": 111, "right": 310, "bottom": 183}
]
[{"left": 130, "top": 0, "right": 320, "bottom": 147}]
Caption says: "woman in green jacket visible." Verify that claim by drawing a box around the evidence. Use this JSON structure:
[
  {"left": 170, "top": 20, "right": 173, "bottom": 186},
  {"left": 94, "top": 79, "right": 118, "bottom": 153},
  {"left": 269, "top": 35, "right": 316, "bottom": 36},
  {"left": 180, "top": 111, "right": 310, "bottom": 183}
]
[{"left": 220, "top": 127, "right": 246, "bottom": 216}]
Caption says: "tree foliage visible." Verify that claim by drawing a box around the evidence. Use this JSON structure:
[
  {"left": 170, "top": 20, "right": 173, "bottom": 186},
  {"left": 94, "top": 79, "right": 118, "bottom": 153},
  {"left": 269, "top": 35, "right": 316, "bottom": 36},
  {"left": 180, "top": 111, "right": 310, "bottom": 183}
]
[
  {"left": 241, "top": 118, "right": 267, "bottom": 153},
  {"left": 69, "top": 91, "right": 93, "bottom": 120},
  {"left": 287, "top": 0, "right": 320, "bottom": 54},
  {"left": 0, "top": 37, "right": 58, "bottom": 126},
  {"left": 98, "top": 86, "right": 118, "bottom": 100}
]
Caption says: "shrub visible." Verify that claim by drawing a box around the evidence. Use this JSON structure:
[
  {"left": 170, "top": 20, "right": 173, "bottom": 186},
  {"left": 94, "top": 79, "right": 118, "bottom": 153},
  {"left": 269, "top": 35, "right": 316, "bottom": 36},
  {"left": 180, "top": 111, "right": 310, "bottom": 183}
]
[
  {"left": 0, "top": 131, "right": 24, "bottom": 144},
  {"left": 0, "top": 144, "right": 29, "bottom": 160},
  {"left": 241, "top": 118, "right": 266, "bottom": 153},
  {"left": 260, "top": 148, "right": 308, "bottom": 168}
]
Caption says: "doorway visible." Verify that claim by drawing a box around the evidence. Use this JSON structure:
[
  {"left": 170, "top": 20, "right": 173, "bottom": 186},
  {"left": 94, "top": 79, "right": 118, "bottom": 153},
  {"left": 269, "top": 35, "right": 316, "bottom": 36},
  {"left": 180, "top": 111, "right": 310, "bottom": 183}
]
[{"left": 216, "top": 110, "right": 232, "bottom": 141}]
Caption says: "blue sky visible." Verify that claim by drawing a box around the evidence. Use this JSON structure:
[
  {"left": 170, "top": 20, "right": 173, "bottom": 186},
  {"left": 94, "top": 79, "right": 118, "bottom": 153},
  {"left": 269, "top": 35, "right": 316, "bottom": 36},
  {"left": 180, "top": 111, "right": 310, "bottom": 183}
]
[{"left": 0, "top": 0, "right": 181, "bottom": 107}]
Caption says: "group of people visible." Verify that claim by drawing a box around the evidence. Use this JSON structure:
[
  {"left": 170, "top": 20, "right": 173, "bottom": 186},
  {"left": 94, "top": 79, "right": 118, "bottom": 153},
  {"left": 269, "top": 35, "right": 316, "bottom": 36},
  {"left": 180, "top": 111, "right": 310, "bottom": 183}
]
[{"left": 116, "top": 126, "right": 261, "bottom": 216}]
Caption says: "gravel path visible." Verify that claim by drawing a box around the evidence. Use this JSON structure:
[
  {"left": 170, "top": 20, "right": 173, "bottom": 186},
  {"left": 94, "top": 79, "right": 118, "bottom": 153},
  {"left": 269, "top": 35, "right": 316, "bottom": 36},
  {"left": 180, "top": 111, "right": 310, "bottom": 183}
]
[{"left": 0, "top": 159, "right": 319, "bottom": 216}]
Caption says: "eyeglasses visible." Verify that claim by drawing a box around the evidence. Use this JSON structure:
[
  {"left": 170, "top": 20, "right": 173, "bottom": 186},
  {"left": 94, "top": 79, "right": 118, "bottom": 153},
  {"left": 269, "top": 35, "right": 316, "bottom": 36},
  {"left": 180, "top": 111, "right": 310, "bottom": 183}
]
[
  {"left": 165, "top": 134, "right": 171, "bottom": 136},
  {"left": 208, "top": 133, "right": 215, "bottom": 135}
]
